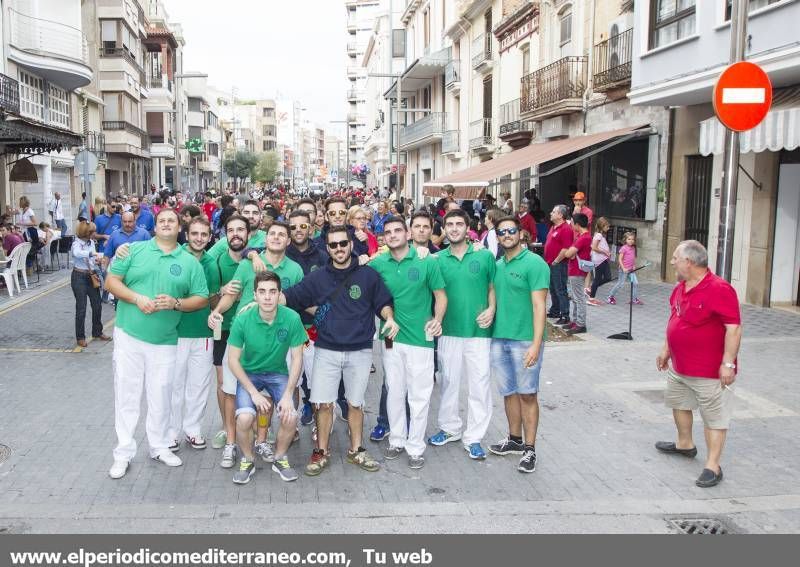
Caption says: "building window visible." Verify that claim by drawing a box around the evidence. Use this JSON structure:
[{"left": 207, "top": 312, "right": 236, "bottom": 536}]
[
  {"left": 48, "top": 84, "right": 70, "bottom": 129},
  {"left": 725, "top": 0, "right": 782, "bottom": 19},
  {"left": 18, "top": 70, "right": 45, "bottom": 121},
  {"left": 559, "top": 11, "right": 572, "bottom": 46},
  {"left": 423, "top": 9, "right": 430, "bottom": 52},
  {"left": 101, "top": 20, "right": 117, "bottom": 50},
  {"left": 262, "top": 108, "right": 274, "bottom": 118},
  {"left": 103, "top": 93, "right": 119, "bottom": 121},
  {"left": 598, "top": 139, "right": 649, "bottom": 220},
  {"left": 392, "top": 29, "right": 406, "bottom": 58},
  {"left": 521, "top": 45, "right": 530, "bottom": 75},
  {"left": 650, "top": 0, "right": 696, "bottom": 49}
]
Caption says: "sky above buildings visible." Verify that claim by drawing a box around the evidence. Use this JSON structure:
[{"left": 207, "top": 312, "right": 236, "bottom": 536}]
[{"left": 166, "top": 0, "right": 350, "bottom": 136}]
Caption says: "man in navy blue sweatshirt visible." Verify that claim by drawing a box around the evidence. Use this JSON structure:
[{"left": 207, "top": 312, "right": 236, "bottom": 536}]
[{"left": 283, "top": 226, "right": 399, "bottom": 477}]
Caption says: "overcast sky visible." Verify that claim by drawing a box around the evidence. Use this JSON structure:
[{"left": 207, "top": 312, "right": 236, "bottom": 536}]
[{"left": 166, "top": 0, "right": 350, "bottom": 137}]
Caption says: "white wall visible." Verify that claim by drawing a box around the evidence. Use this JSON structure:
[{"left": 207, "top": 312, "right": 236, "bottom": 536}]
[{"left": 771, "top": 163, "right": 800, "bottom": 304}]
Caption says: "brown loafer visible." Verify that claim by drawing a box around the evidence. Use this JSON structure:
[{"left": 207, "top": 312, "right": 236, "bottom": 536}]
[
  {"left": 76, "top": 339, "right": 88, "bottom": 348},
  {"left": 95, "top": 334, "right": 112, "bottom": 341}
]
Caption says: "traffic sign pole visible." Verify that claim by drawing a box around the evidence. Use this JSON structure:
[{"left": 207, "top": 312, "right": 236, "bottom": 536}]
[{"left": 716, "top": 0, "right": 748, "bottom": 282}]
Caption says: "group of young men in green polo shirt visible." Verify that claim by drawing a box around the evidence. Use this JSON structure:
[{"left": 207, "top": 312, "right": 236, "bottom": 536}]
[{"left": 105, "top": 198, "right": 551, "bottom": 482}]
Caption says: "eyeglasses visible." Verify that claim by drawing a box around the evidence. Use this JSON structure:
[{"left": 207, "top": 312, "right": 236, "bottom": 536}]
[
  {"left": 327, "top": 239, "right": 350, "bottom": 249},
  {"left": 496, "top": 227, "right": 519, "bottom": 236},
  {"left": 289, "top": 223, "right": 310, "bottom": 231},
  {"left": 327, "top": 210, "right": 347, "bottom": 217}
]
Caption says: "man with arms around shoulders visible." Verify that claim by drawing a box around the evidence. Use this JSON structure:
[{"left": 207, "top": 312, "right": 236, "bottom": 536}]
[
  {"left": 489, "top": 216, "right": 550, "bottom": 473},
  {"left": 207, "top": 200, "right": 265, "bottom": 259},
  {"left": 427, "top": 209, "right": 496, "bottom": 460},
  {"left": 371, "top": 216, "right": 447, "bottom": 470},
  {"left": 228, "top": 272, "right": 306, "bottom": 483},
  {"left": 656, "top": 240, "right": 742, "bottom": 488},
  {"left": 105, "top": 208, "right": 209, "bottom": 479}
]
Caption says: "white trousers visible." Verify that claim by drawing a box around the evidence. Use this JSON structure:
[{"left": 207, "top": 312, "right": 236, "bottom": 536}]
[
  {"left": 284, "top": 339, "right": 314, "bottom": 392},
  {"left": 436, "top": 336, "right": 492, "bottom": 445},
  {"left": 169, "top": 337, "right": 214, "bottom": 440},
  {"left": 382, "top": 342, "right": 434, "bottom": 457},
  {"left": 113, "top": 327, "right": 177, "bottom": 461}
]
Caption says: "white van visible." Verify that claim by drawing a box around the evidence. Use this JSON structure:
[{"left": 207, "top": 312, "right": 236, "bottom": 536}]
[{"left": 308, "top": 182, "right": 325, "bottom": 196}]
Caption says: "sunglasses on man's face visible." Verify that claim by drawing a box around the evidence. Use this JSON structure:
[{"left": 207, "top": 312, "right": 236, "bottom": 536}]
[
  {"left": 327, "top": 210, "right": 347, "bottom": 217},
  {"left": 496, "top": 227, "right": 519, "bottom": 237},
  {"left": 327, "top": 239, "right": 350, "bottom": 249},
  {"left": 290, "top": 223, "right": 310, "bottom": 231}
]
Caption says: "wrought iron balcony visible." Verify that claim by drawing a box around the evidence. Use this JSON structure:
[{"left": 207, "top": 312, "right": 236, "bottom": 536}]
[
  {"left": 471, "top": 34, "right": 493, "bottom": 71},
  {"left": 399, "top": 112, "right": 446, "bottom": 148},
  {"left": 520, "top": 56, "right": 587, "bottom": 119},
  {"left": 0, "top": 73, "right": 21, "bottom": 115},
  {"left": 103, "top": 121, "right": 147, "bottom": 137},
  {"left": 498, "top": 98, "right": 534, "bottom": 149},
  {"left": 442, "top": 130, "right": 460, "bottom": 155},
  {"left": 469, "top": 118, "right": 493, "bottom": 153},
  {"left": 146, "top": 75, "right": 173, "bottom": 92},
  {"left": 99, "top": 47, "right": 144, "bottom": 76},
  {"left": 84, "top": 131, "right": 106, "bottom": 160},
  {"left": 593, "top": 28, "right": 633, "bottom": 91},
  {"left": 445, "top": 60, "right": 461, "bottom": 88}
]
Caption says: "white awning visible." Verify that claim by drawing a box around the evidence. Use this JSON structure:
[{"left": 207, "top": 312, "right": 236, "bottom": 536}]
[{"left": 699, "top": 87, "right": 800, "bottom": 156}]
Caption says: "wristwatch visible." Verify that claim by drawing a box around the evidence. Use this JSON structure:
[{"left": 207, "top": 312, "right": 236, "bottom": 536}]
[
  {"left": 174, "top": 298, "right": 182, "bottom": 311},
  {"left": 723, "top": 362, "right": 736, "bottom": 369}
]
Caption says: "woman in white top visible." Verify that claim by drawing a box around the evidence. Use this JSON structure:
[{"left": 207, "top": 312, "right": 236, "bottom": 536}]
[
  {"left": 587, "top": 217, "right": 613, "bottom": 306},
  {"left": 70, "top": 221, "right": 110, "bottom": 347}
]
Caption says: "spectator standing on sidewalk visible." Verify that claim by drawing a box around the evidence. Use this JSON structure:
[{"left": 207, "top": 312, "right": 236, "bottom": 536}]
[
  {"left": 587, "top": 217, "right": 612, "bottom": 306},
  {"left": 606, "top": 231, "right": 643, "bottom": 305},
  {"left": 656, "top": 240, "right": 742, "bottom": 488},
  {"left": 543, "top": 205, "right": 573, "bottom": 325},
  {"left": 563, "top": 213, "right": 592, "bottom": 335},
  {"left": 48, "top": 192, "right": 68, "bottom": 235},
  {"left": 70, "top": 221, "right": 110, "bottom": 348}
]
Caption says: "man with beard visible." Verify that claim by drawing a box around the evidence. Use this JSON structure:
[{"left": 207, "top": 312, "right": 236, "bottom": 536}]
[
  {"left": 285, "top": 209, "right": 329, "bottom": 426},
  {"left": 282, "top": 226, "right": 398, "bottom": 476},
  {"left": 128, "top": 195, "right": 155, "bottom": 235},
  {"left": 317, "top": 197, "right": 369, "bottom": 263},
  {"left": 167, "top": 216, "right": 220, "bottom": 451},
  {"left": 371, "top": 216, "right": 447, "bottom": 469},
  {"left": 207, "top": 200, "right": 265, "bottom": 259},
  {"left": 105, "top": 209, "right": 209, "bottom": 479},
  {"left": 428, "top": 209, "right": 496, "bottom": 460},
  {"left": 489, "top": 216, "right": 549, "bottom": 474}
]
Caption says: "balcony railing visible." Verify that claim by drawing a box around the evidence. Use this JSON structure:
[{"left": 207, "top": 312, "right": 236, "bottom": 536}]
[
  {"left": 442, "top": 130, "right": 459, "bottom": 154},
  {"left": 103, "top": 120, "right": 147, "bottom": 137},
  {"left": 84, "top": 131, "right": 106, "bottom": 159},
  {"left": 469, "top": 118, "right": 493, "bottom": 149},
  {"left": 593, "top": 28, "right": 633, "bottom": 90},
  {"left": 146, "top": 76, "right": 174, "bottom": 92},
  {"left": 521, "top": 56, "right": 587, "bottom": 114},
  {"left": 445, "top": 60, "right": 460, "bottom": 87},
  {"left": 99, "top": 47, "right": 144, "bottom": 76},
  {"left": 8, "top": 8, "right": 89, "bottom": 66},
  {"left": 0, "top": 73, "right": 21, "bottom": 115},
  {"left": 471, "top": 34, "right": 492, "bottom": 69},
  {"left": 399, "top": 112, "right": 446, "bottom": 146}
]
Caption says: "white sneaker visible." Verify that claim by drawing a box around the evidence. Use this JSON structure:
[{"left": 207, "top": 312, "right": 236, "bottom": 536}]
[
  {"left": 152, "top": 451, "right": 183, "bottom": 467},
  {"left": 108, "top": 459, "right": 129, "bottom": 479},
  {"left": 220, "top": 443, "right": 237, "bottom": 469}
]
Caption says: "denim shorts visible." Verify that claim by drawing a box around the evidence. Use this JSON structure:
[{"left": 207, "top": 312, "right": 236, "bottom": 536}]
[
  {"left": 491, "top": 339, "right": 545, "bottom": 396},
  {"left": 235, "top": 372, "right": 289, "bottom": 417},
  {"left": 310, "top": 347, "right": 373, "bottom": 407}
]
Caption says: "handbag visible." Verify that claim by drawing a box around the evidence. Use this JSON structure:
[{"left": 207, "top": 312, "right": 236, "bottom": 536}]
[
  {"left": 89, "top": 272, "right": 101, "bottom": 288},
  {"left": 577, "top": 258, "right": 595, "bottom": 273}
]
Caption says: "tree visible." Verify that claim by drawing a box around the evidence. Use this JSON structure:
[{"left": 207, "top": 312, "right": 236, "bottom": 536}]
[
  {"left": 253, "top": 151, "right": 280, "bottom": 184},
  {"left": 223, "top": 150, "right": 258, "bottom": 184}
]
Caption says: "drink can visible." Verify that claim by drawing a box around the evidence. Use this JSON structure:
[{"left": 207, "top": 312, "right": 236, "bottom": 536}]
[
  {"left": 257, "top": 413, "right": 268, "bottom": 428},
  {"left": 384, "top": 337, "right": 393, "bottom": 349},
  {"left": 213, "top": 321, "right": 222, "bottom": 341}
]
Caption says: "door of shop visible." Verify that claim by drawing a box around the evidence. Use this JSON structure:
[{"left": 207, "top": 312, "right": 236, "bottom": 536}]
[{"left": 685, "top": 155, "right": 713, "bottom": 247}]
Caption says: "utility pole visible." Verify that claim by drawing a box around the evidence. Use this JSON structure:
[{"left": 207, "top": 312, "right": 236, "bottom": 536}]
[{"left": 716, "top": 0, "right": 748, "bottom": 281}]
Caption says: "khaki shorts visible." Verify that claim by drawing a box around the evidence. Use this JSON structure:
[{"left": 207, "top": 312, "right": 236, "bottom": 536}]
[{"left": 665, "top": 369, "right": 733, "bottom": 430}]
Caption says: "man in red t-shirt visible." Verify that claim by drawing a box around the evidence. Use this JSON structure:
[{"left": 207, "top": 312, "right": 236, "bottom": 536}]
[
  {"left": 543, "top": 205, "right": 574, "bottom": 324},
  {"left": 202, "top": 192, "right": 217, "bottom": 222},
  {"left": 563, "top": 213, "right": 592, "bottom": 334},
  {"left": 517, "top": 200, "right": 537, "bottom": 242},
  {"left": 655, "top": 240, "right": 742, "bottom": 488}
]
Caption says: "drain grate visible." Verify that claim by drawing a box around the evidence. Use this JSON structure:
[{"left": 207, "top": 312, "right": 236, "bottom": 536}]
[
  {"left": 0, "top": 444, "right": 11, "bottom": 464},
  {"left": 669, "top": 518, "right": 730, "bottom": 535}
]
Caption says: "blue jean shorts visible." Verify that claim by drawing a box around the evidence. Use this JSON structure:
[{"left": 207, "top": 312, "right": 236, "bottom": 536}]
[
  {"left": 491, "top": 339, "right": 545, "bottom": 396},
  {"left": 235, "top": 372, "right": 289, "bottom": 417}
]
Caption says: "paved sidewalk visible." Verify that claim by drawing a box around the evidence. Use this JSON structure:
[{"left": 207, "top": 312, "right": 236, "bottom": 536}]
[{"left": 0, "top": 283, "right": 798, "bottom": 533}]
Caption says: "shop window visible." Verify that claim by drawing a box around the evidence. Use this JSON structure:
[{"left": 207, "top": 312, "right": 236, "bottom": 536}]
[{"left": 598, "top": 139, "right": 649, "bottom": 220}]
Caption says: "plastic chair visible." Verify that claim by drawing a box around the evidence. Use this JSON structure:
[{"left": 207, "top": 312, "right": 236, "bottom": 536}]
[
  {"left": 47, "top": 238, "right": 61, "bottom": 270},
  {"left": 1, "top": 257, "right": 13, "bottom": 297},
  {"left": 1, "top": 242, "right": 31, "bottom": 295}
]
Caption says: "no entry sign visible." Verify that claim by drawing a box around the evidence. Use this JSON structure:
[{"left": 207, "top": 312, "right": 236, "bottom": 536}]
[{"left": 713, "top": 61, "right": 773, "bottom": 132}]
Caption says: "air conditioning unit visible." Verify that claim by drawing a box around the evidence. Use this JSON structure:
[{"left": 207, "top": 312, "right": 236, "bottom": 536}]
[{"left": 607, "top": 14, "right": 634, "bottom": 69}]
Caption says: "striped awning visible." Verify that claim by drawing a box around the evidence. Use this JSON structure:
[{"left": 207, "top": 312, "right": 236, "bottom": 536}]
[{"left": 699, "top": 87, "right": 800, "bottom": 156}]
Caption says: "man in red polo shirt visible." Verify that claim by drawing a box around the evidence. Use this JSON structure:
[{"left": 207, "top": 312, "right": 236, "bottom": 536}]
[
  {"left": 655, "top": 240, "right": 742, "bottom": 488},
  {"left": 543, "top": 205, "right": 574, "bottom": 325}
]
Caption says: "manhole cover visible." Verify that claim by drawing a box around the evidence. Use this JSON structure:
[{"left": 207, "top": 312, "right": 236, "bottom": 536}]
[
  {"left": 0, "top": 444, "right": 12, "bottom": 464},
  {"left": 669, "top": 518, "right": 730, "bottom": 534}
]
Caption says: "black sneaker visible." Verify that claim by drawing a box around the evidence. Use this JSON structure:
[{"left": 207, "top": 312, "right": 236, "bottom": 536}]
[
  {"left": 518, "top": 447, "right": 537, "bottom": 473},
  {"left": 547, "top": 312, "right": 559, "bottom": 319},
  {"left": 567, "top": 326, "right": 587, "bottom": 335},
  {"left": 555, "top": 317, "right": 570, "bottom": 326},
  {"left": 489, "top": 437, "right": 524, "bottom": 456}
]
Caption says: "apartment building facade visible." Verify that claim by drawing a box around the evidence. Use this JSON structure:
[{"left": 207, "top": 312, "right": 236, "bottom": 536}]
[
  {"left": 183, "top": 72, "right": 221, "bottom": 192},
  {"left": 629, "top": 0, "right": 800, "bottom": 306}
]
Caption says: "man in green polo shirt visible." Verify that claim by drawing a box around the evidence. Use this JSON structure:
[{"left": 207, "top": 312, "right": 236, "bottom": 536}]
[
  {"left": 488, "top": 216, "right": 550, "bottom": 474},
  {"left": 207, "top": 200, "right": 265, "bottom": 260},
  {"left": 427, "top": 209, "right": 496, "bottom": 461},
  {"left": 371, "top": 216, "right": 447, "bottom": 470},
  {"left": 167, "top": 216, "right": 220, "bottom": 452},
  {"left": 228, "top": 271, "right": 306, "bottom": 484},
  {"left": 105, "top": 208, "right": 209, "bottom": 480}
]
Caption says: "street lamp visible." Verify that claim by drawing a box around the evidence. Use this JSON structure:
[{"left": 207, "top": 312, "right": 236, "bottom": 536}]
[{"left": 329, "top": 119, "right": 350, "bottom": 189}]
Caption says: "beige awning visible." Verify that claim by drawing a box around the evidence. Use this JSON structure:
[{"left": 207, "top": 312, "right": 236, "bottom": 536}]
[{"left": 423, "top": 125, "right": 650, "bottom": 199}]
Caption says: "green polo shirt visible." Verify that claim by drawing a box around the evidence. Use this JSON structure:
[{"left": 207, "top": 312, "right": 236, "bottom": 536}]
[
  {"left": 207, "top": 230, "right": 266, "bottom": 259},
  {"left": 437, "top": 244, "right": 496, "bottom": 338},
  {"left": 110, "top": 239, "right": 209, "bottom": 346},
  {"left": 371, "top": 246, "right": 445, "bottom": 348},
  {"left": 216, "top": 250, "right": 242, "bottom": 331},
  {"left": 228, "top": 305, "right": 307, "bottom": 375},
  {"left": 232, "top": 253, "right": 304, "bottom": 313},
  {"left": 492, "top": 248, "right": 550, "bottom": 342},
  {"left": 177, "top": 245, "right": 221, "bottom": 339}
]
